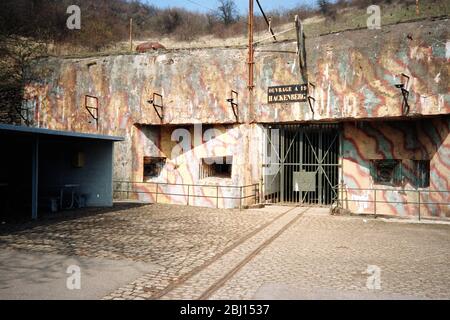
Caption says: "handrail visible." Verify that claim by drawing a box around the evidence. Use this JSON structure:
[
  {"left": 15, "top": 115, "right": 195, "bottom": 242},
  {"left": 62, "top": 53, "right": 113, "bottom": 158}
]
[
  {"left": 332, "top": 184, "right": 450, "bottom": 221},
  {"left": 113, "top": 180, "right": 260, "bottom": 208},
  {"left": 113, "top": 180, "right": 258, "bottom": 189}
]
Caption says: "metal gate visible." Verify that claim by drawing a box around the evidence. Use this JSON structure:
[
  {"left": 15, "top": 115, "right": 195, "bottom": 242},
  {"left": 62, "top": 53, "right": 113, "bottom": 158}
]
[{"left": 263, "top": 124, "right": 341, "bottom": 205}]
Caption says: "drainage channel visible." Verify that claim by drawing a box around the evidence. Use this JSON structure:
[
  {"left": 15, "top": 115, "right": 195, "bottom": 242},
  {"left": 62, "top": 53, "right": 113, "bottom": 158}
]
[{"left": 159, "top": 206, "right": 309, "bottom": 300}]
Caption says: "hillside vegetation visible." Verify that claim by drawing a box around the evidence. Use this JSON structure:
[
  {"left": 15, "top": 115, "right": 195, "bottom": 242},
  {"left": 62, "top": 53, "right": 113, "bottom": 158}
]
[
  {"left": 1, "top": 0, "right": 449, "bottom": 56},
  {"left": 136, "top": 0, "right": 450, "bottom": 51}
]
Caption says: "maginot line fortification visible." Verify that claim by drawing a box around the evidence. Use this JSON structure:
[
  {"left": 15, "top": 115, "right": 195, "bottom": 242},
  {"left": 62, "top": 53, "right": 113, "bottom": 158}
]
[{"left": 19, "top": 17, "right": 450, "bottom": 219}]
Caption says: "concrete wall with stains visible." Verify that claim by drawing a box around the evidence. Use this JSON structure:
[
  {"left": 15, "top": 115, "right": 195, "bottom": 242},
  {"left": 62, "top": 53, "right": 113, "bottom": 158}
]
[
  {"left": 20, "top": 18, "right": 450, "bottom": 212},
  {"left": 23, "top": 19, "right": 449, "bottom": 132},
  {"left": 254, "top": 18, "right": 449, "bottom": 122},
  {"left": 24, "top": 48, "right": 248, "bottom": 131},
  {"left": 342, "top": 116, "right": 450, "bottom": 219},
  {"left": 113, "top": 123, "right": 262, "bottom": 208}
]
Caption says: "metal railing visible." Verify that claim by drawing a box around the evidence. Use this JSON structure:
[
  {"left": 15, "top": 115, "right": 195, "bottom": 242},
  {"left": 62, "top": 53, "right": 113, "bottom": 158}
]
[
  {"left": 113, "top": 180, "right": 260, "bottom": 209},
  {"left": 333, "top": 185, "right": 450, "bottom": 221}
]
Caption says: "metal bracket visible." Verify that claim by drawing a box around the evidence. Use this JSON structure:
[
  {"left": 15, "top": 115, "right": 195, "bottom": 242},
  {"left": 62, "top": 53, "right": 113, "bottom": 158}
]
[
  {"left": 147, "top": 92, "right": 163, "bottom": 120},
  {"left": 15, "top": 102, "right": 34, "bottom": 126},
  {"left": 85, "top": 95, "right": 99, "bottom": 130},
  {"left": 255, "top": 0, "right": 276, "bottom": 41},
  {"left": 307, "top": 82, "right": 316, "bottom": 118},
  {"left": 227, "top": 90, "right": 239, "bottom": 122},
  {"left": 395, "top": 73, "right": 410, "bottom": 116}
]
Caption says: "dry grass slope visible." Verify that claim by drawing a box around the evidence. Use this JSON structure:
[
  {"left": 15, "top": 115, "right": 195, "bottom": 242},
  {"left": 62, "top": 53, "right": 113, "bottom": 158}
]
[{"left": 60, "top": 0, "right": 450, "bottom": 57}]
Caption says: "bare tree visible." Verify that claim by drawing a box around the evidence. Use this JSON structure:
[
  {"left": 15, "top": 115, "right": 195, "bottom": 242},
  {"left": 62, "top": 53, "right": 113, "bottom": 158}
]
[
  {"left": 317, "top": 0, "right": 337, "bottom": 20},
  {"left": 0, "top": 34, "right": 49, "bottom": 124},
  {"left": 216, "top": 0, "right": 238, "bottom": 26}
]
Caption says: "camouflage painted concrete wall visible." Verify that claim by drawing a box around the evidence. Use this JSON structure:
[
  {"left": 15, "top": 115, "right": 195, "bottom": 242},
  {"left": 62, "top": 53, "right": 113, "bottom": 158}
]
[
  {"left": 254, "top": 18, "right": 449, "bottom": 122},
  {"left": 114, "top": 123, "right": 261, "bottom": 208},
  {"left": 24, "top": 48, "right": 248, "bottom": 133},
  {"left": 342, "top": 117, "right": 450, "bottom": 219},
  {"left": 20, "top": 18, "right": 449, "bottom": 211},
  {"left": 24, "top": 19, "right": 449, "bottom": 131}
]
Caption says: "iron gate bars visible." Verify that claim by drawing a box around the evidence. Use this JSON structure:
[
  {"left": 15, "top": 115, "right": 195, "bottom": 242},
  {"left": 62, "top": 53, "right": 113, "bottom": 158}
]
[{"left": 263, "top": 124, "right": 341, "bottom": 205}]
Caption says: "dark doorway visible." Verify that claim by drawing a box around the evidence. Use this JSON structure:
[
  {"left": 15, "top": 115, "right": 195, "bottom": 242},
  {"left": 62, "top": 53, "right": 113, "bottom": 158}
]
[{"left": 0, "top": 136, "right": 33, "bottom": 221}]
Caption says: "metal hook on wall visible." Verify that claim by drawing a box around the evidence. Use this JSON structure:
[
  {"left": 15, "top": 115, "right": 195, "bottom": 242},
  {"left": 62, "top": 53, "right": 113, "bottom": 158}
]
[
  {"left": 85, "top": 95, "right": 99, "bottom": 130},
  {"left": 307, "top": 82, "right": 316, "bottom": 119},
  {"left": 147, "top": 92, "right": 164, "bottom": 120},
  {"left": 395, "top": 73, "right": 410, "bottom": 116},
  {"left": 227, "top": 90, "right": 239, "bottom": 122}
]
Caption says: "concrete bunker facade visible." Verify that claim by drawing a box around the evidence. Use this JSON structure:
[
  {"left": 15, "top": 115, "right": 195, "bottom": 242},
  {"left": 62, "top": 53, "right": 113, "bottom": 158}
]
[{"left": 22, "top": 18, "right": 450, "bottom": 219}]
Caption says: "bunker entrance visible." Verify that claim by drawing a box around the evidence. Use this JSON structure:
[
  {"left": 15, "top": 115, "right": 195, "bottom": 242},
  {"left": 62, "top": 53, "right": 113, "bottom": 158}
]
[{"left": 263, "top": 124, "right": 341, "bottom": 205}]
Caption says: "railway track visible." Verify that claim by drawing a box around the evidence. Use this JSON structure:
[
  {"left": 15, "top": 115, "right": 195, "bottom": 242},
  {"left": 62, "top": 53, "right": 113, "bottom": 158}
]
[{"left": 158, "top": 206, "right": 309, "bottom": 300}]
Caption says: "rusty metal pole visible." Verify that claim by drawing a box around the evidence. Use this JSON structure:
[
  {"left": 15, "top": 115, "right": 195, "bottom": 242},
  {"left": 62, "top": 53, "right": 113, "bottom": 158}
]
[
  {"left": 374, "top": 189, "right": 377, "bottom": 218},
  {"left": 240, "top": 186, "right": 243, "bottom": 210},
  {"left": 247, "top": 0, "right": 254, "bottom": 122},
  {"left": 187, "top": 185, "right": 190, "bottom": 206},
  {"left": 216, "top": 186, "right": 219, "bottom": 208},
  {"left": 418, "top": 190, "right": 421, "bottom": 221},
  {"left": 129, "top": 18, "right": 133, "bottom": 52}
]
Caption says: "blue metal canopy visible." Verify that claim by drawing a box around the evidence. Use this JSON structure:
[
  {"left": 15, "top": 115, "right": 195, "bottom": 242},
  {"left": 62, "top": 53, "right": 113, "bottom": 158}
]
[{"left": 0, "top": 123, "right": 124, "bottom": 141}]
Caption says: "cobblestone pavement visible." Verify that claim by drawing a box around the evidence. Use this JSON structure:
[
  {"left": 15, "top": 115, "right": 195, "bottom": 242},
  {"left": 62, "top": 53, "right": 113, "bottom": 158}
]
[
  {"left": 209, "top": 210, "right": 450, "bottom": 299},
  {"left": 0, "top": 203, "right": 280, "bottom": 299},
  {"left": 1, "top": 204, "right": 449, "bottom": 300},
  {"left": 157, "top": 207, "right": 306, "bottom": 300}
]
